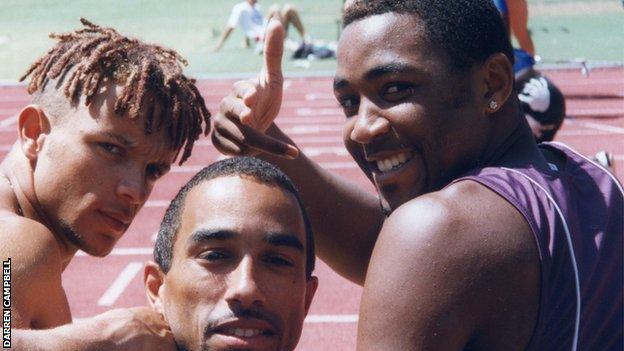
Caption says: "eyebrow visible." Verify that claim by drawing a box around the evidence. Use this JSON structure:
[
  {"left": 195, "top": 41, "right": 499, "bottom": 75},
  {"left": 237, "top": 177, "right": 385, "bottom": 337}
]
[
  {"left": 188, "top": 229, "right": 304, "bottom": 253},
  {"left": 364, "top": 63, "right": 421, "bottom": 81},
  {"left": 333, "top": 77, "right": 349, "bottom": 90},
  {"left": 189, "top": 229, "right": 236, "bottom": 244},
  {"left": 103, "top": 131, "right": 135, "bottom": 148},
  {"left": 264, "top": 232, "right": 305, "bottom": 253},
  {"left": 334, "top": 63, "right": 422, "bottom": 91}
]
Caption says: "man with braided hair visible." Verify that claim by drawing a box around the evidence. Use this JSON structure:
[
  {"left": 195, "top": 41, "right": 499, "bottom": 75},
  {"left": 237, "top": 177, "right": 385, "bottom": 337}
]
[{"left": 0, "top": 19, "right": 209, "bottom": 350}]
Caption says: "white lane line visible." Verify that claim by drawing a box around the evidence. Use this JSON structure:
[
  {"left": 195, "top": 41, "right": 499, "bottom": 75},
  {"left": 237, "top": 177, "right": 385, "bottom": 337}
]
[
  {"left": 304, "top": 314, "right": 358, "bottom": 323},
  {"left": 284, "top": 125, "right": 343, "bottom": 134},
  {"left": 77, "top": 248, "right": 153, "bottom": 256},
  {"left": 296, "top": 107, "right": 342, "bottom": 116},
  {"left": 568, "top": 120, "right": 624, "bottom": 134},
  {"left": 145, "top": 200, "right": 171, "bottom": 208},
  {"left": 305, "top": 93, "right": 335, "bottom": 101},
  {"left": 97, "top": 261, "right": 144, "bottom": 306},
  {"left": 0, "top": 115, "right": 17, "bottom": 128}
]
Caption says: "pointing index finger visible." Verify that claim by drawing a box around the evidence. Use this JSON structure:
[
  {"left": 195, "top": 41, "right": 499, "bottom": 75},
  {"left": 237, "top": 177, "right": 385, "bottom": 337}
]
[{"left": 263, "top": 18, "right": 284, "bottom": 86}]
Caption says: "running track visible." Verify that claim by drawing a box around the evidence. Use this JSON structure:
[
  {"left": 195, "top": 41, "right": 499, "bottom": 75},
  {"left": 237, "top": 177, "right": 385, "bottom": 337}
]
[{"left": 0, "top": 67, "right": 622, "bottom": 350}]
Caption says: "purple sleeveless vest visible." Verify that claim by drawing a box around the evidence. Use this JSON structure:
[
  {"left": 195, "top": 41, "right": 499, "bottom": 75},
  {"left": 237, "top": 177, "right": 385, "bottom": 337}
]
[{"left": 453, "top": 142, "right": 623, "bottom": 350}]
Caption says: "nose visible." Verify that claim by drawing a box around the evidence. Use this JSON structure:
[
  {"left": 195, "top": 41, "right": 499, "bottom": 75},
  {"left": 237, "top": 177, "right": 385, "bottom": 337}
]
[
  {"left": 116, "top": 167, "right": 149, "bottom": 206},
  {"left": 225, "top": 257, "right": 267, "bottom": 309},
  {"left": 350, "top": 98, "right": 390, "bottom": 144}
]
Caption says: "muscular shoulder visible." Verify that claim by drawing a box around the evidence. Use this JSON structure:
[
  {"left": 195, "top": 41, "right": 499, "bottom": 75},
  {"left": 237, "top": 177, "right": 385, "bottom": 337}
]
[
  {"left": 0, "top": 215, "right": 68, "bottom": 328},
  {"left": 359, "top": 180, "right": 540, "bottom": 349},
  {"left": 0, "top": 214, "right": 63, "bottom": 272},
  {"left": 383, "top": 179, "right": 534, "bottom": 257}
]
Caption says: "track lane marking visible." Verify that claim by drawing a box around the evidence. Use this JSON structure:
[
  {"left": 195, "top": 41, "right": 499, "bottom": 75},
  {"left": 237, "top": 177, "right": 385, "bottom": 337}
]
[{"left": 97, "top": 261, "right": 144, "bottom": 306}]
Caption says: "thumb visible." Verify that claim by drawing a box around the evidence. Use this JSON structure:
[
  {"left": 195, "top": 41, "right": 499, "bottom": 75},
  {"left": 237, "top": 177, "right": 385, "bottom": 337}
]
[{"left": 262, "top": 18, "right": 284, "bottom": 87}]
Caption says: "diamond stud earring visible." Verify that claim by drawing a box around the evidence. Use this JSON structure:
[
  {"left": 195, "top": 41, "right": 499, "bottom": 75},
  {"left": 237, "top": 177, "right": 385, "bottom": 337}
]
[{"left": 489, "top": 100, "right": 498, "bottom": 110}]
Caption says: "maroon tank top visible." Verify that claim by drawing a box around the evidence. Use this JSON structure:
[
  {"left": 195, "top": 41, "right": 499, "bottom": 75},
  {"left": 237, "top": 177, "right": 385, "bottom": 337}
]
[{"left": 453, "top": 142, "right": 623, "bottom": 350}]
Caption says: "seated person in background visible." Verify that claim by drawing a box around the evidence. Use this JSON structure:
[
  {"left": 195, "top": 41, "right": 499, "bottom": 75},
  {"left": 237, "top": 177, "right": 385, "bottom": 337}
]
[
  {"left": 144, "top": 156, "right": 318, "bottom": 351},
  {"left": 493, "top": 0, "right": 566, "bottom": 142},
  {"left": 495, "top": 0, "right": 614, "bottom": 169},
  {"left": 2, "top": 18, "right": 210, "bottom": 350},
  {"left": 213, "top": 0, "right": 307, "bottom": 52}
]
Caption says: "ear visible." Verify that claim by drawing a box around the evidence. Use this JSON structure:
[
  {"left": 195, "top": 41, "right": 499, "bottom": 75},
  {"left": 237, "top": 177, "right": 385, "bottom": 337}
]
[
  {"left": 144, "top": 261, "right": 166, "bottom": 314},
  {"left": 480, "top": 53, "right": 514, "bottom": 114},
  {"left": 303, "top": 276, "right": 319, "bottom": 315},
  {"left": 18, "top": 105, "right": 51, "bottom": 160}
]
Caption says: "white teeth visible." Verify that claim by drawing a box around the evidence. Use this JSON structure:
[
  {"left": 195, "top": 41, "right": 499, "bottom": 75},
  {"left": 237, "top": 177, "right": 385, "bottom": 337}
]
[
  {"left": 398, "top": 153, "right": 407, "bottom": 163},
  {"left": 390, "top": 156, "right": 400, "bottom": 167},
  {"left": 227, "top": 328, "right": 260, "bottom": 337},
  {"left": 375, "top": 152, "right": 413, "bottom": 173}
]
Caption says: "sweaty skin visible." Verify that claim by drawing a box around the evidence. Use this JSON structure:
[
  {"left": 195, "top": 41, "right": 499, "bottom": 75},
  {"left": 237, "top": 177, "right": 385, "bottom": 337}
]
[
  {"left": 0, "top": 81, "right": 177, "bottom": 350},
  {"left": 212, "top": 15, "right": 549, "bottom": 350}
]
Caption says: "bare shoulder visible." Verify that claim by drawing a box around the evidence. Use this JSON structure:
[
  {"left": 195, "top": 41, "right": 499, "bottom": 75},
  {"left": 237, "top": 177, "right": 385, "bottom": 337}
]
[
  {"left": 0, "top": 214, "right": 68, "bottom": 328},
  {"left": 0, "top": 214, "right": 63, "bottom": 271},
  {"left": 357, "top": 180, "right": 540, "bottom": 350},
  {"left": 382, "top": 179, "right": 534, "bottom": 257}
]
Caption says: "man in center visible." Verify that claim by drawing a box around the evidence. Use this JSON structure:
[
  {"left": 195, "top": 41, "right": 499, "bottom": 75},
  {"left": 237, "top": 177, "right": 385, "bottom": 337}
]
[{"left": 144, "top": 156, "right": 318, "bottom": 351}]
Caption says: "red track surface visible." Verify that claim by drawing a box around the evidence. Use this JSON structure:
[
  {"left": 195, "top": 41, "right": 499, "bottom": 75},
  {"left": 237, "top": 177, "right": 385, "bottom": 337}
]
[{"left": 1, "top": 67, "right": 622, "bottom": 350}]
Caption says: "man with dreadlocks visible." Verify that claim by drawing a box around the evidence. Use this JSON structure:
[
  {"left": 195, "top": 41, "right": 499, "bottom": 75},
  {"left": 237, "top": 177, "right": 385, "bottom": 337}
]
[
  {"left": 0, "top": 19, "right": 209, "bottom": 349},
  {"left": 213, "top": 1, "right": 623, "bottom": 350}
]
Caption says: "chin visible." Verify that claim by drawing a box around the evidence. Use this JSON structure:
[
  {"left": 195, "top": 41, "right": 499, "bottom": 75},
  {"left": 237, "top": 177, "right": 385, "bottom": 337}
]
[{"left": 78, "top": 235, "right": 117, "bottom": 257}]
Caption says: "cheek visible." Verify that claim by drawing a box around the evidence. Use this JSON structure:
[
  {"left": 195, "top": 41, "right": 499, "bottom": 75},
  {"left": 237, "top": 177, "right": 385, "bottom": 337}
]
[{"left": 161, "top": 277, "right": 216, "bottom": 346}]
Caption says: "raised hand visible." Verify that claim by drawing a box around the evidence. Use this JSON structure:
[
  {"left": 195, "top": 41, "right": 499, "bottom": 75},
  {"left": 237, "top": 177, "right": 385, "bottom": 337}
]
[{"left": 212, "top": 19, "right": 299, "bottom": 159}]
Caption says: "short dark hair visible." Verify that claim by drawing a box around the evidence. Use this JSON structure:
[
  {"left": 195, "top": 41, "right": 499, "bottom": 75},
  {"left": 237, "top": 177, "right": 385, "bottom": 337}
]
[
  {"left": 20, "top": 18, "right": 210, "bottom": 164},
  {"left": 154, "top": 157, "right": 316, "bottom": 279},
  {"left": 343, "top": 0, "right": 514, "bottom": 72}
]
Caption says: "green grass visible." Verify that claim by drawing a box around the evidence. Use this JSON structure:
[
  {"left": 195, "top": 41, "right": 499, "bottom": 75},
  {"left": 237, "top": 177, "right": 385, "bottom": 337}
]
[{"left": 0, "top": 0, "right": 621, "bottom": 81}]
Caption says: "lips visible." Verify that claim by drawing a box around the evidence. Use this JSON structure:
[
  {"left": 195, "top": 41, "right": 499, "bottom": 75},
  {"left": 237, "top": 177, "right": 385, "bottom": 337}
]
[
  {"left": 97, "top": 210, "right": 132, "bottom": 233},
  {"left": 210, "top": 319, "right": 278, "bottom": 349}
]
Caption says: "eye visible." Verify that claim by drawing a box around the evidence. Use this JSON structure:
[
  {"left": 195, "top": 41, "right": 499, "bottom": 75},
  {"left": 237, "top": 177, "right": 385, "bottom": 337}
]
[
  {"left": 337, "top": 95, "right": 360, "bottom": 118},
  {"left": 381, "top": 83, "right": 413, "bottom": 102},
  {"left": 264, "top": 254, "right": 294, "bottom": 267},
  {"left": 199, "top": 250, "right": 231, "bottom": 262},
  {"left": 98, "top": 142, "right": 123, "bottom": 156},
  {"left": 146, "top": 164, "right": 168, "bottom": 180}
]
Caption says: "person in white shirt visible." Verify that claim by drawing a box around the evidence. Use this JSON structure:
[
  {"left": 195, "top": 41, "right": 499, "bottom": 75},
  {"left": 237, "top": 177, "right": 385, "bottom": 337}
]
[{"left": 213, "top": 0, "right": 306, "bottom": 52}]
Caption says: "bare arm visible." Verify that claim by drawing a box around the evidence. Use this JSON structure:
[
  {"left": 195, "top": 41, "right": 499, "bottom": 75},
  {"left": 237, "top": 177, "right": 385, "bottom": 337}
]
[
  {"left": 213, "top": 26, "right": 235, "bottom": 52},
  {"left": 357, "top": 181, "right": 540, "bottom": 350},
  {"left": 211, "top": 20, "right": 384, "bottom": 284},
  {"left": 0, "top": 218, "right": 175, "bottom": 350},
  {"left": 11, "top": 307, "right": 175, "bottom": 351},
  {"left": 508, "top": 0, "right": 535, "bottom": 56}
]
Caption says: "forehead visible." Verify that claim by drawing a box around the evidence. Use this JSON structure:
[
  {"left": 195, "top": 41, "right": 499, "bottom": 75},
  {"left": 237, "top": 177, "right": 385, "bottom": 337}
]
[
  {"left": 54, "top": 82, "right": 177, "bottom": 156},
  {"left": 177, "top": 176, "right": 305, "bottom": 244},
  {"left": 336, "top": 13, "right": 448, "bottom": 80}
]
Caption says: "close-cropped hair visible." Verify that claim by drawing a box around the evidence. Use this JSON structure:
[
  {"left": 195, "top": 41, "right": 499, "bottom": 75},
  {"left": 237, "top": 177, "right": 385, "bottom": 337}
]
[
  {"left": 343, "top": 0, "right": 514, "bottom": 72},
  {"left": 20, "top": 18, "right": 210, "bottom": 164},
  {"left": 154, "top": 157, "right": 316, "bottom": 279}
]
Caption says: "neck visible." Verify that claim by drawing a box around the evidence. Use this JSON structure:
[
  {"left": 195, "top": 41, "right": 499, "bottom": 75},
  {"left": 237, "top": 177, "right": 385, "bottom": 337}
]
[
  {"left": 480, "top": 102, "right": 548, "bottom": 170},
  {"left": 0, "top": 143, "right": 78, "bottom": 268}
]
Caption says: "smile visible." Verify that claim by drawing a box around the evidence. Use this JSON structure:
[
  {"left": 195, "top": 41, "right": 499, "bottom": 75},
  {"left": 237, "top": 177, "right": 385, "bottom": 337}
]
[
  {"left": 224, "top": 328, "right": 269, "bottom": 337},
  {"left": 374, "top": 151, "right": 413, "bottom": 173}
]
